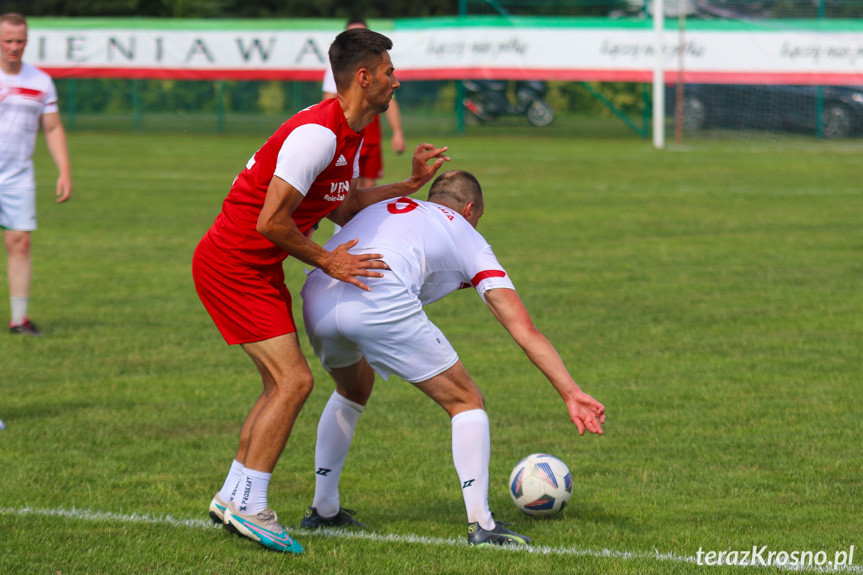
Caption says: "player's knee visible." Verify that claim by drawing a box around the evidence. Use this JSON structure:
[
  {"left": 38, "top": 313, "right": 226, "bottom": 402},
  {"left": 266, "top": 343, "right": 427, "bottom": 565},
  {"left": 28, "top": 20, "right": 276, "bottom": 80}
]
[
  {"left": 337, "top": 382, "right": 372, "bottom": 406},
  {"left": 292, "top": 371, "right": 315, "bottom": 400},
  {"left": 5, "top": 233, "right": 31, "bottom": 255},
  {"left": 266, "top": 368, "right": 314, "bottom": 403}
]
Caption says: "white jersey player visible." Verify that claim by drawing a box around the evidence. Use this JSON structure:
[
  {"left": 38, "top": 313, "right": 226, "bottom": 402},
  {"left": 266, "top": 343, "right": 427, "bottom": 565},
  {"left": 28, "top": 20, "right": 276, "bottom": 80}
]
[
  {"left": 0, "top": 62, "right": 58, "bottom": 192},
  {"left": 299, "top": 170, "right": 606, "bottom": 547},
  {"left": 1, "top": 12, "right": 72, "bottom": 336}
]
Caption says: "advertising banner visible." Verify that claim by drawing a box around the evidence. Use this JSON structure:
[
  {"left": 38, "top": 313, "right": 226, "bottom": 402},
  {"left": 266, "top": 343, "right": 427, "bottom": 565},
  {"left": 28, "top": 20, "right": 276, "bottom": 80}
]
[{"left": 28, "top": 18, "right": 863, "bottom": 85}]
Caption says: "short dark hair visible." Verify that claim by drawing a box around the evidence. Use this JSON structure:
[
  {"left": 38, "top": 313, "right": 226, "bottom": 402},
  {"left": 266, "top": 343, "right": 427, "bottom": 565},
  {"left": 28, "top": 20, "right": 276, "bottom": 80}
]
[
  {"left": 328, "top": 27, "right": 393, "bottom": 93},
  {"left": 428, "top": 171, "right": 484, "bottom": 211},
  {"left": 0, "top": 13, "right": 27, "bottom": 27}
]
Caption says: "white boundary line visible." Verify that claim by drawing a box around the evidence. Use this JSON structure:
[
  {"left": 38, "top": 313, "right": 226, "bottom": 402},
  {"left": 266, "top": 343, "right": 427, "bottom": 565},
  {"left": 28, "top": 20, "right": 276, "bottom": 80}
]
[{"left": 1, "top": 506, "right": 859, "bottom": 573}]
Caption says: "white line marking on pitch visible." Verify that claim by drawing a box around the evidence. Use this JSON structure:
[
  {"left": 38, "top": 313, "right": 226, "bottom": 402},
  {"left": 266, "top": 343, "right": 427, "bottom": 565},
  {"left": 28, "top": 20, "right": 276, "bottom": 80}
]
[{"left": 1, "top": 507, "right": 859, "bottom": 573}]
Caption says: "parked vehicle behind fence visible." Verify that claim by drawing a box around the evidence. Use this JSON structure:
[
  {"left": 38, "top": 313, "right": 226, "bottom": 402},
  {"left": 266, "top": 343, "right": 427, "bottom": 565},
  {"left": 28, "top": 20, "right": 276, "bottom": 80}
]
[
  {"left": 463, "top": 80, "right": 555, "bottom": 127},
  {"left": 666, "top": 84, "right": 863, "bottom": 138}
]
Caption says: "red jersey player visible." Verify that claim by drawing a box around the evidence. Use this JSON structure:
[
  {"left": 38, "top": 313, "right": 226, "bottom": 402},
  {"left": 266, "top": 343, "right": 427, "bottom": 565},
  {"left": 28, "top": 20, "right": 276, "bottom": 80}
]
[
  {"left": 322, "top": 19, "right": 405, "bottom": 189},
  {"left": 192, "top": 27, "right": 448, "bottom": 554}
]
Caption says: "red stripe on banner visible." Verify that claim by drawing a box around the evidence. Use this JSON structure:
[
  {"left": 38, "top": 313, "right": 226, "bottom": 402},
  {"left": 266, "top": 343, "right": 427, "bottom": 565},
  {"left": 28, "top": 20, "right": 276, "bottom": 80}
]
[
  {"left": 39, "top": 67, "right": 328, "bottom": 81},
  {"left": 393, "top": 68, "right": 651, "bottom": 82},
  {"left": 471, "top": 270, "right": 506, "bottom": 288},
  {"left": 663, "top": 70, "right": 863, "bottom": 86},
  {"left": 397, "top": 68, "right": 863, "bottom": 86},
  {"left": 37, "top": 66, "right": 863, "bottom": 86}
]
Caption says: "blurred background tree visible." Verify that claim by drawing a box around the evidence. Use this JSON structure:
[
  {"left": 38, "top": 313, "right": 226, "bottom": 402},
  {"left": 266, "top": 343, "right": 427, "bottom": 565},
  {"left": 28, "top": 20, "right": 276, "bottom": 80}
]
[{"left": 0, "top": 0, "right": 459, "bottom": 17}]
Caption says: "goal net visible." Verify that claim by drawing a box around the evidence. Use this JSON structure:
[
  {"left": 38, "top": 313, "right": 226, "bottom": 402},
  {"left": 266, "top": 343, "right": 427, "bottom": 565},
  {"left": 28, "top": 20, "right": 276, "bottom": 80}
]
[{"left": 666, "top": 0, "right": 863, "bottom": 142}]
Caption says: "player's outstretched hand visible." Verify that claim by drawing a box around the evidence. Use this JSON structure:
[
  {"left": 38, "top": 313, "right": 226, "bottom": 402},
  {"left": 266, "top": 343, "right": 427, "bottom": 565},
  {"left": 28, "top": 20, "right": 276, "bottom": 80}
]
[
  {"left": 324, "top": 238, "right": 389, "bottom": 291},
  {"left": 409, "top": 143, "right": 450, "bottom": 189},
  {"left": 565, "top": 390, "right": 606, "bottom": 436}
]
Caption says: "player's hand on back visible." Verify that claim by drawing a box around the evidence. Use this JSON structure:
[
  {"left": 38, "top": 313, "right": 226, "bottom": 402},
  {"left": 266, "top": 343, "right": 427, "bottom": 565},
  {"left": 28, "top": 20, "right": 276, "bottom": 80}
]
[
  {"left": 324, "top": 238, "right": 389, "bottom": 292},
  {"left": 564, "top": 390, "right": 606, "bottom": 436}
]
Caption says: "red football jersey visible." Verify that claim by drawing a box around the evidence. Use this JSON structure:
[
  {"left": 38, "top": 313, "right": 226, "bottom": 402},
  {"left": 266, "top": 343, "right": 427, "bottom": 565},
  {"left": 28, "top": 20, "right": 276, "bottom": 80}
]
[
  {"left": 207, "top": 98, "right": 362, "bottom": 266},
  {"left": 364, "top": 114, "right": 382, "bottom": 145}
]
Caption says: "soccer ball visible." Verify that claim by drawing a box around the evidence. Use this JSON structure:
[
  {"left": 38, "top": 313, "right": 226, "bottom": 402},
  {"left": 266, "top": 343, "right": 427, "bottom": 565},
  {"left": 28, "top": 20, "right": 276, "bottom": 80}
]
[{"left": 508, "top": 453, "right": 572, "bottom": 517}]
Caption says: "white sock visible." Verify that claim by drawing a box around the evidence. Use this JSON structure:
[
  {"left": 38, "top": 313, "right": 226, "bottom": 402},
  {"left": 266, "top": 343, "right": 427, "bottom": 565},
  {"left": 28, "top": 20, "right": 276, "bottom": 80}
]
[
  {"left": 235, "top": 468, "right": 271, "bottom": 516},
  {"left": 218, "top": 459, "right": 244, "bottom": 502},
  {"left": 451, "top": 409, "right": 494, "bottom": 530},
  {"left": 312, "top": 391, "right": 365, "bottom": 518},
  {"left": 10, "top": 297, "right": 27, "bottom": 325}
]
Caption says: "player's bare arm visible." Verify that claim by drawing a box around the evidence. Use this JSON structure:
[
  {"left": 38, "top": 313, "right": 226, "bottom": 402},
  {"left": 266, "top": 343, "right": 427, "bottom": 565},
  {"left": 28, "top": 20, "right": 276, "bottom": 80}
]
[
  {"left": 484, "top": 288, "right": 606, "bottom": 435},
  {"left": 41, "top": 111, "right": 72, "bottom": 202},
  {"left": 385, "top": 99, "right": 406, "bottom": 154},
  {"left": 328, "top": 143, "right": 450, "bottom": 226},
  {"left": 257, "top": 176, "right": 386, "bottom": 291}
]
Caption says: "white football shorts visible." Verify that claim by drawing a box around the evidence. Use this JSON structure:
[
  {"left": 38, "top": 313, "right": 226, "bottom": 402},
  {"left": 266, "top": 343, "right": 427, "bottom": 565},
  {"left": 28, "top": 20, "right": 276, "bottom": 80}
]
[
  {"left": 301, "top": 269, "right": 459, "bottom": 383},
  {"left": 0, "top": 187, "right": 37, "bottom": 231}
]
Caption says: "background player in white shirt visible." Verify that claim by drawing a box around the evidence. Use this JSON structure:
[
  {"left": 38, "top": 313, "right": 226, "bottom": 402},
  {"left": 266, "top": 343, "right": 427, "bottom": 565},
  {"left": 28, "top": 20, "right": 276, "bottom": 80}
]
[
  {"left": 0, "top": 13, "right": 72, "bottom": 336},
  {"left": 299, "top": 170, "right": 605, "bottom": 546}
]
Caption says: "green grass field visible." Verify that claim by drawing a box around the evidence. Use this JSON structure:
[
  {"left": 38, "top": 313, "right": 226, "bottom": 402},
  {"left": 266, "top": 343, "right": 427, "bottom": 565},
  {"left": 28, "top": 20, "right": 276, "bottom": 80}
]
[{"left": 1, "top": 127, "right": 861, "bottom": 574}]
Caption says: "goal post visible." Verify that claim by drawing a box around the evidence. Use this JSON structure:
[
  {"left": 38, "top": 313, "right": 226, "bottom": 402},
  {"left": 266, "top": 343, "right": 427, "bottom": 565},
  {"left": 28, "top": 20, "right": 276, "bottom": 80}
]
[{"left": 652, "top": 0, "right": 665, "bottom": 149}]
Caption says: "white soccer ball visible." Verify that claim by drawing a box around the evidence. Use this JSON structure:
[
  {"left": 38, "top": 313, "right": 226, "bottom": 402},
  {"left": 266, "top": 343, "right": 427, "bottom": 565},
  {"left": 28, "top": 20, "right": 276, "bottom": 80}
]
[{"left": 508, "top": 453, "right": 572, "bottom": 517}]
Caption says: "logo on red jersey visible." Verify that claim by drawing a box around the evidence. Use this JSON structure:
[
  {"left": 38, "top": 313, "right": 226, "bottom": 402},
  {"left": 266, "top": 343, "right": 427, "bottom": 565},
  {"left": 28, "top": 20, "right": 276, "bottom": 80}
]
[{"left": 324, "top": 180, "right": 350, "bottom": 202}]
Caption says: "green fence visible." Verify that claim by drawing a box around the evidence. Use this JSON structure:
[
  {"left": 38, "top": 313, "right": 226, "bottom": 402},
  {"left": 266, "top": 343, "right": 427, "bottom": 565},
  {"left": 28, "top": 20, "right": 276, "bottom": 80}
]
[
  {"left": 50, "top": 3, "right": 863, "bottom": 139},
  {"left": 56, "top": 78, "right": 461, "bottom": 134},
  {"left": 54, "top": 77, "right": 658, "bottom": 138}
]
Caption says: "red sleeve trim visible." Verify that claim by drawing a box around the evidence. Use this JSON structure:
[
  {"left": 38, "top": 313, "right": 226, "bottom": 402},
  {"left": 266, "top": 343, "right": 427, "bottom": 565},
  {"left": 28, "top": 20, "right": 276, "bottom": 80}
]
[
  {"left": 471, "top": 270, "right": 506, "bottom": 287},
  {"left": 11, "top": 87, "right": 46, "bottom": 100}
]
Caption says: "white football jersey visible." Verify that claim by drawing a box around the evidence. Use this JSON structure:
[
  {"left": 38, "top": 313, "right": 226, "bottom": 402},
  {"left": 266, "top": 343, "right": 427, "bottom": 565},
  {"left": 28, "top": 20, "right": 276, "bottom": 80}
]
[
  {"left": 324, "top": 197, "right": 514, "bottom": 305},
  {"left": 0, "top": 63, "right": 59, "bottom": 188}
]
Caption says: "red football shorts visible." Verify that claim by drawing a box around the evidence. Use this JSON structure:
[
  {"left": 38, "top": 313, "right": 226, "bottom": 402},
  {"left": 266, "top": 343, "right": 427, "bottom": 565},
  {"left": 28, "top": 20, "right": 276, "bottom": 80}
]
[
  {"left": 192, "top": 233, "right": 296, "bottom": 345},
  {"left": 358, "top": 142, "right": 384, "bottom": 181}
]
